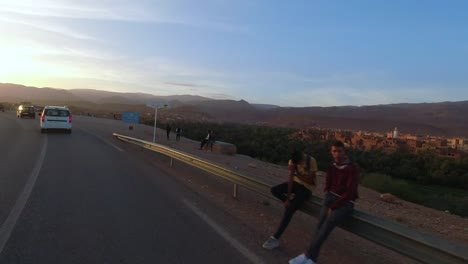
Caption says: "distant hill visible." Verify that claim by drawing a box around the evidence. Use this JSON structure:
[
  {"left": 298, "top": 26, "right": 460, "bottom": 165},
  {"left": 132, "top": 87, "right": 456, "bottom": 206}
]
[
  {"left": 1, "top": 83, "right": 467, "bottom": 137},
  {"left": 165, "top": 101, "right": 468, "bottom": 137},
  {"left": 0, "top": 83, "right": 81, "bottom": 102},
  {"left": 259, "top": 102, "right": 468, "bottom": 137},
  {"left": 0, "top": 84, "right": 211, "bottom": 105},
  {"left": 186, "top": 99, "right": 265, "bottom": 123},
  {"left": 68, "top": 89, "right": 209, "bottom": 104},
  {"left": 251, "top": 103, "right": 280, "bottom": 110},
  {"left": 166, "top": 102, "right": 467, "bottom": 137}
]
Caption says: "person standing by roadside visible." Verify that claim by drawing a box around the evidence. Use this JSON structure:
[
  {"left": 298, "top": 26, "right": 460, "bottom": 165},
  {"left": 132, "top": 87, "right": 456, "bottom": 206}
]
[
  {"left": 262, "top": 148, "right": 317, "bottom": 250},
  {"left": 289, "top": 140, "right": 359, "bottom": 264}
]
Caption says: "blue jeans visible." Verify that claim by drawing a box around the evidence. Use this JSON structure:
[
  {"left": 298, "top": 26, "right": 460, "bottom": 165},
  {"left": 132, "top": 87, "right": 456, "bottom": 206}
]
[{"left": 306, "top": 193, "right": 354, "bottom": 261}]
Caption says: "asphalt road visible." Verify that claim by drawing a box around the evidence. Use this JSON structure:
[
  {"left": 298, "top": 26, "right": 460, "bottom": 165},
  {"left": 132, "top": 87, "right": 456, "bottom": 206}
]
[{"left": 0, "top": 112, "right": 257, "bottom": 264}]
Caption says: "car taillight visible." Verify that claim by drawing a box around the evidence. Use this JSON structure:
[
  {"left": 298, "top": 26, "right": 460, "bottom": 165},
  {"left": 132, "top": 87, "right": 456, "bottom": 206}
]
[
  {"left": 41, "top": 114, "right": 45, "bottom": 122},
  {"left": 69, "top": 114, "right": 73, "bottom": 123}
]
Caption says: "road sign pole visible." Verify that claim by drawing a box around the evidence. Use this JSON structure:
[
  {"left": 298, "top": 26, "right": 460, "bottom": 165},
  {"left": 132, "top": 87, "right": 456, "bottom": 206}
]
[
  {"left": 147, "top": 102, "right": 168, "bottom": 143},
  {"left": 153, "top": 107, "right": 158, "bottom": 143}
]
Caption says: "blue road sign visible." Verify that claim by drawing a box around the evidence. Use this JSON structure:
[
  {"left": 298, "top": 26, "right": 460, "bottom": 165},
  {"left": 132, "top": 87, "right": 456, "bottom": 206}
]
[{"left": 122, "top": 112, "right": 140, "bottom": 124}]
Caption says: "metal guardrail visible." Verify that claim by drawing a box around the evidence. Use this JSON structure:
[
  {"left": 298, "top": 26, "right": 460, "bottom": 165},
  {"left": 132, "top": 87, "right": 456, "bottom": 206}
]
[{"left": 113, "top": 133, "right": 468, "bottom": 264}]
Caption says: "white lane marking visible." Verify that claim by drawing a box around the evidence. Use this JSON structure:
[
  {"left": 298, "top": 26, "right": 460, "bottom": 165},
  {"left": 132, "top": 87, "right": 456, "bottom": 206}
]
[
  {"left": 0, "top": 137, "right": 48, "bottom": 254},
  {"left": 81, "top": 128, "right": 124, "bottom": 152},
  {"left": 181, "top": 199, "right": 265, "bottom": 264},
  {"left": 100, "top": 137, "right": 124, "bottom": 152}
]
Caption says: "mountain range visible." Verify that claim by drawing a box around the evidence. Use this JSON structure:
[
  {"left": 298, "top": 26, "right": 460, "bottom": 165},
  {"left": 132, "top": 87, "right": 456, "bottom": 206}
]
[{"left": 1, "top": 83, "right": 467, "bottom": 138}]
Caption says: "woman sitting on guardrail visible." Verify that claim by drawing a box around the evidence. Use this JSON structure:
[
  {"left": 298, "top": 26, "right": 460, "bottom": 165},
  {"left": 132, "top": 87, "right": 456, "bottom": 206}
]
[
  {"left": 262, "top": 147, "right": 317, "bottom": 250},
  {"left": 289, "top": 140, "right": 359, "bottom": 264}
]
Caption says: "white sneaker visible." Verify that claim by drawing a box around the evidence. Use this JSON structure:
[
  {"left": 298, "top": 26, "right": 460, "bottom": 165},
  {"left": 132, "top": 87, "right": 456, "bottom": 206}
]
[
  {"left": 289, "top": 254, "right": 316, "bottom": 264},
  {"left": 262, "top": 236, "right": 280, "bottom": 250},
  {"left": 289, "top": 254, "right": 306, "bottom": 264}
]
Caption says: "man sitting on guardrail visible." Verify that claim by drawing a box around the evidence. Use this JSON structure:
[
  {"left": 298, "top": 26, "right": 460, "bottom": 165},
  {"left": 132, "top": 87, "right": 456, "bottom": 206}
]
[
  {"left": 199, "top": 130, "right": 212, "bottom": 150},
  {"left": 290, "top": 140, "right": 359, "bottom": 264},
  {"left": 262, "top": 147, "right": 317, "bottom": 250}
]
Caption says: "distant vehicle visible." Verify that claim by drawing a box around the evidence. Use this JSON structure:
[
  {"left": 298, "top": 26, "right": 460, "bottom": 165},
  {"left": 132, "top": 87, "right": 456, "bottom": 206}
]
[
  {"left": 17, "top": 105, "right": 36, "bottom": 119},
  {"left": 40, "top": 106, "right": 72, "bottom": 134}
]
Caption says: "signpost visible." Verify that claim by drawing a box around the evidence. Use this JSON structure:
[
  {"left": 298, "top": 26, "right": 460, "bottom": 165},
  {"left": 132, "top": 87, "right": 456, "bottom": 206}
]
[
  {"left": 122, "top": 112, "right": 140, "bottom": 124},
  {"left": 146, "top": 103, "right": 168, "bottom": 143},
  {"left": 121, "top": 112, "right": 140, "bottom": 132}
]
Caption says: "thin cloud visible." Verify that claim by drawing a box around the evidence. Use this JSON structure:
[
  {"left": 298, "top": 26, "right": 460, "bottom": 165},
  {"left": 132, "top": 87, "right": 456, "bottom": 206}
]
[
  {"left": 0, "top": 1, "right": 149, "bottom": 21},
  {"left": 0, "top": 12, "right": 95, "bottom": 40},
  {"left": 164, "top": 82, "right": 198, "bottom": 88},
  {"left": 0, "top": 1, "right": 248, "bottom": 33},
  {"left": 29, "top": 51, "right": 237, "bottom": 98},
  {"left": 163, "top": 82, "right": 230, "bottom": 93}
]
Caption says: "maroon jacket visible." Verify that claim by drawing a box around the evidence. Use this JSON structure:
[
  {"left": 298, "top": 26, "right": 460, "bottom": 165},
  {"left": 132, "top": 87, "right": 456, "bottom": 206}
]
[{"left": 324, "top": 162, "right": 359, "bottom": 210}]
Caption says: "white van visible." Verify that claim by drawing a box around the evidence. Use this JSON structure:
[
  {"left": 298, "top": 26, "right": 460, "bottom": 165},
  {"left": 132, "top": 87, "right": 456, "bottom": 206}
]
[{"left": 40, "top": 106, "right": 72, "bottom": 133}]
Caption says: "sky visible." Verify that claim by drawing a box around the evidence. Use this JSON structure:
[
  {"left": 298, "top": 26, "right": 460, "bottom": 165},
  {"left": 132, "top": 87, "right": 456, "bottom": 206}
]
[{"left": 0, "top": 0, "right": 467, "bottom": 107}]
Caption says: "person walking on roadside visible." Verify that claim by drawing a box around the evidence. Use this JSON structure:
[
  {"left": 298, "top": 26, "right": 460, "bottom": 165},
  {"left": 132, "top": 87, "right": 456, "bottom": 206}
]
[
  {"left": 289, "top": 140, "right": 359, "bottom": 264},
  {"left": 199, "top": 130, "right": 212, "bottom": 150},
  {"left": 166, "top": 124, "right": 171, "bottom": 140},
  {"left": 207, "top": 130, "right": 216, "bottom": 151},
  {"left": 262, "top": 148, "right": 317, "bottom": 250},
  {"left": 175, "top": 127, "right": 182, "bottom": 141}
]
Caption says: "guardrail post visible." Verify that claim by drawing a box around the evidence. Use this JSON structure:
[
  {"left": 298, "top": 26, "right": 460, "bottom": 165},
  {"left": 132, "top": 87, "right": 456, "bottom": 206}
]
[{"left": 233, "top": 183, "right": 238, "bottom": 199}]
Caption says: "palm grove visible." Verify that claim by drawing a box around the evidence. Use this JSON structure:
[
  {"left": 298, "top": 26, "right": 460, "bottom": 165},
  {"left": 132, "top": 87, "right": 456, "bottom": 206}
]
[{"left": 157, "top": 121, "right": 468, "bottom": 217}]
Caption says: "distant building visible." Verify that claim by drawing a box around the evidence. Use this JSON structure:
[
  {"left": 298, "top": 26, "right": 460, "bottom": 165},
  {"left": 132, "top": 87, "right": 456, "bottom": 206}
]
[
  {"left": 392, "top": 127, "right": 399, "bottom": 139},
  {"left": 404, "top": 135, "right": 423, "bottom": 141},
  {"left": 447, "top": 138, "right": 464, "bottom": 149}
]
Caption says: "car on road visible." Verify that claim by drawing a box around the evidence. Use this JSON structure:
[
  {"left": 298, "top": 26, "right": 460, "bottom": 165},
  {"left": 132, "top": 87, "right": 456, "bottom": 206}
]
[
  {"left": 40, "top": 106, "right": 73, "bottom": 133},
  {"left": 17, "top": 105, "right": 36, "bottom": 119}
]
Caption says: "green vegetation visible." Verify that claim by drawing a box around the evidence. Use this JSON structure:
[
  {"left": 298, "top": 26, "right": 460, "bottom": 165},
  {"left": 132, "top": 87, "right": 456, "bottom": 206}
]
[
  {"left": 159, "top": 121, "right": 468, "bottom": 216},
  {"left": 154, "top": 121, "right": 332, "bottom": 166},
  {"left": 361, "top": 173, "right": 412, "bottom": 199},
  {"left": 362, "top": 173, "right": 468, "bottom": 216},
  {"left": 351, "top": 149, "right": 468, "bottom": 190}
]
